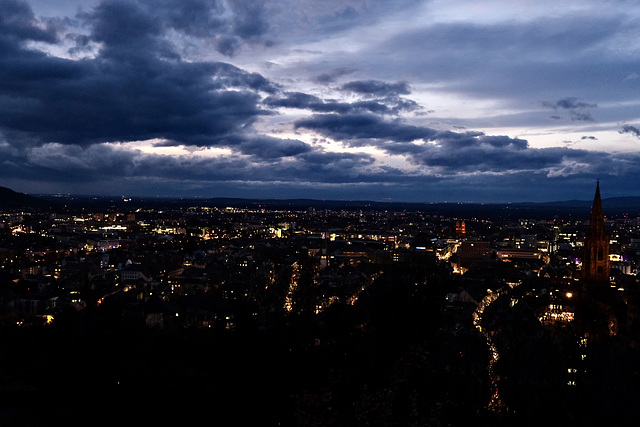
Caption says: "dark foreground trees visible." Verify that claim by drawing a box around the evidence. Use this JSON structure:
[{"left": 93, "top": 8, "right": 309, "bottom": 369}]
[{"left": 0, "top": 258, "right": 497, "bottom": 426}]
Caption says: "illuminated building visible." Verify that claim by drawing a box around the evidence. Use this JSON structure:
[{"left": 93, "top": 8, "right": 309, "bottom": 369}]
[
  {"left": 574, "top": 181, "right": 622, "bottom": 341},
  {"left": 581, "top": 180, "right": 610, "bottom": 283},
  {"left": 458, "top": 240, "right": 490, "bottom": 258}
]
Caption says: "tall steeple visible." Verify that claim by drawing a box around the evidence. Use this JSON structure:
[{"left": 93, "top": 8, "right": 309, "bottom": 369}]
[{"left": 582, "top": 180, "right": 609, "bottom": 283}]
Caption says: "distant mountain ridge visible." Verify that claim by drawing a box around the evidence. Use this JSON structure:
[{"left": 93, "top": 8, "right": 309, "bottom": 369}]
[
  {"left": 6, "top": 186, "right": 640, "bottom": 218},
  {"left": 0, "top": 186, "right": 52, "bottom": 209},
  {"left": 519, "top": 196, "right": 640, "bottom": 208}
]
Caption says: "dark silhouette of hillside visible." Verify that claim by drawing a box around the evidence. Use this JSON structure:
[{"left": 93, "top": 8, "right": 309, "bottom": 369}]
[{"left": 0, "top": 187, "right": 52, "bottom": 209}]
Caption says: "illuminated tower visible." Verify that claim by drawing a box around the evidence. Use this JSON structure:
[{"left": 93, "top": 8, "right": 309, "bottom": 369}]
[
  {"left": 456, "top": 220, "right": 466, "bottom": 236},
  {"left": 582, "top": 181, "right": 609, "bottom": 283}
]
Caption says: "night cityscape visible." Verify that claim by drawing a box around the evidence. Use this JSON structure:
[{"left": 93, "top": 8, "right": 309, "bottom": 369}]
[
  {"left": 3, "top": 0, "right": 640, "bottom": 425},
  {"left": 2, "top": 184, "right": 640, "bottom": 425}
]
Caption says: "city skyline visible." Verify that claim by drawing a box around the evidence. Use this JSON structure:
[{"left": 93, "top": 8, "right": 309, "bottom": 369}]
[{"left": 2, "top": 0, "right": 640, "bottom": 203}]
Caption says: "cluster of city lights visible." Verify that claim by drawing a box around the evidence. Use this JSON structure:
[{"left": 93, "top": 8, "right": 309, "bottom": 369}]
[{"left": 284, "top": 261, "right": 300, "bottom": 313}]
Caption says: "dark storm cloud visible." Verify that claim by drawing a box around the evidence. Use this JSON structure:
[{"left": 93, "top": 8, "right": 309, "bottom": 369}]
[
  {"left": 2, "top": 141, "right": 379, "bottom": 187},
  {"left": 340, "top": 80, "right": 411, "bottom": 98},
  {"left": 153, "top": 0, "right": 270, "bottom": 56},
  {"left": 148, "top": 0, "right": 227, "bottom": 38},
  {"left": 0, "top": 0, "right": 281, "bottom": 151},
  {"left": 101, "top": 0, "right": 272, "bottom": 57},
  {"left": 295, "top": 113, "right": 437, "bottom": 142},
  {"left": 295, "top": 150, "right": 376, "bottom": 181},
  {"left": 235, "top": 135, "right": 312, "bottom": 159},
  {"left": 225, "top": 0, "right": 270, "bottom": 41},
  {"left": 26, "top": 143, "right": 139, "bottom": 180},
  {"left": 0, "top": 143, "right": 138, "bottom": 184},
  {"left": 620, "top": 124, "right": 640, "bottom": 138},
  {"left": 0, "top": 0, "right": 59, "bottom": 47},
  {"left": 379, "top": 131, "right": 585, "bottom": 175},
  {"left": 135, "top": 148, "right": 377, "bottom": 184},
  {"left": 311, "top": 67, "right": 358, "bottom": 84},
  {"left": 294, "top": 112, "right": 614, "bottom": 176},
  {"left": 569, "top": 112, "right": 595, "bottom": 122},
  {"left": 413, "top": 143, "right": 590, "bottom": 174},
  {"left": 88, "top": 1, "right": 163, "bottom": 49},
  {"left": 294, "top": 114, "right": 527, "bottom": 153},
  {"left": 85, "top": 0, "right": 274, "bottom": 58},
  {"left": 264, "top": 92, "right": 349, "bottom": 112},
  {"left": 542, "top": 97, "right": 597, "bottom": 122},
  {"left": 127, "top": 120, "right": 315, "bottom": 162},
  {"left": 263, "top": 92, "right": 418, "bottom": 115},
  {"left": 542, "top": 98, "right": 597, "bottom": 110},
  {"left": 0, "top": 0, "right": 426, "bottom": 194},
  {"left": 4, "top": 134, "right": 638, "bottom": 203},
  {"left": 0, "top": 57, "right": 273, "bottom": 147}
]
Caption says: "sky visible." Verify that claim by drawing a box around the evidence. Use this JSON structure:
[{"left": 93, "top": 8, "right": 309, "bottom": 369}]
[{"left": 1, "top": 0, "right": 640, "bottom": 203}]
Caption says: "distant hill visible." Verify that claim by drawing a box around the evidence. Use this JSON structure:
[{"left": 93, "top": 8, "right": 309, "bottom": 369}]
[
  {"left": 0, "top": 186, "right": 52, "bottom": 209},
  {"left": 518, "top": 196, "right": 640, "bottom": 209},
  {"left": 599, "top": 196, "right": 640, "bottom": 210},
  {"left": 32, "top": 192, "right": 640, "bottom": 219},
  {"left": 513, "top": 197, "right": 640, "bottom": 217}
]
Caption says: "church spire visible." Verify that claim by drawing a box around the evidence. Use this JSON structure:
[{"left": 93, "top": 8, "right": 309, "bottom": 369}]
[
  {"left": 589, "top": 180, "right": 605, "bottom": 236},
  {"left": 582, "top": 180, "right": 609, "bottom": 283}
]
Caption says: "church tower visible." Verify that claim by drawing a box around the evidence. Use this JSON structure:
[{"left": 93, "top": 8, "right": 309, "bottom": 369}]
[{"left": 582, "top": 181, "right": 609, "bottom": 283}]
